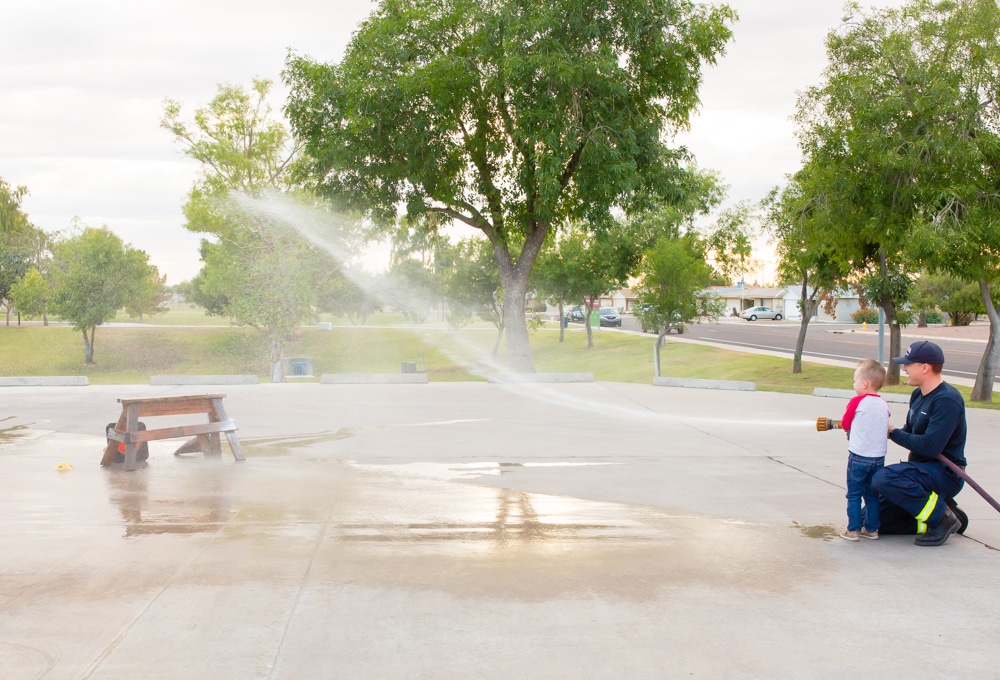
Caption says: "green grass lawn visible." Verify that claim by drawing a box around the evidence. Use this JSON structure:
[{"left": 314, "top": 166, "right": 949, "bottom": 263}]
[
  {"left": 108, "top": 305, "right": 235, "bottom": 326},
  {"left": 1, "top": 320, "right": 997, "bottom": 408}
]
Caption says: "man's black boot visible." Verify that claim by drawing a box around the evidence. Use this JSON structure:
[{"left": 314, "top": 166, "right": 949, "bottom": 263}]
[
  {"left": 945, "top": 498, "right": 968, "bottom": 535},
  {"left": 915, "top": 508, "right": 961, "bottom": 547}
]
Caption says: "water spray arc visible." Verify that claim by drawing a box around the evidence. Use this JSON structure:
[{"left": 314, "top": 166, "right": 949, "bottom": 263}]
[
  {"left": 816, "top": 416, "right": 1000, "bottom": 515},
  {"left": 229, "top": 192, "right": 824, "bottom": 431}
]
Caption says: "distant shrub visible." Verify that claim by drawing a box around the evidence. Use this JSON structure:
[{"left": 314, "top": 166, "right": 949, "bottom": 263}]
[
  {"left": 924, "top": 311, "right": 943, "bottom": 324},
  {"left": 851, "top": 308, "right": 878, "bottom": 324}
]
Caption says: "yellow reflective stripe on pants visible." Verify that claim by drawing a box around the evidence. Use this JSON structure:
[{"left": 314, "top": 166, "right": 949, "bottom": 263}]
[
  {"left": 916, "top": 521, "right": 927, "bottom": 535},
  {"left": 916, "top": 492, "right": 939, "bottom": 524}
]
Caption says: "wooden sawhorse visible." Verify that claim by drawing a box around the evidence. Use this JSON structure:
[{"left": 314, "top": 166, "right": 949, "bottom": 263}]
[{"left": 101, "top": 394, "right": 245, "bottom": 471}]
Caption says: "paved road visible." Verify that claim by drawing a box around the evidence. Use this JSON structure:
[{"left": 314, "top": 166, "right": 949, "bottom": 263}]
[{"left": 620, "top": 315, "right": 991, "bottom": 384}]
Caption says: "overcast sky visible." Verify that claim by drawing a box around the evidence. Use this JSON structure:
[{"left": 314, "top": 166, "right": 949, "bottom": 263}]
[{"left": 2, "top": 0, "right": 901, "bottom": 284}]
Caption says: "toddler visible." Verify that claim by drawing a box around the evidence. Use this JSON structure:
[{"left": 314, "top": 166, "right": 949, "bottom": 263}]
[{"left": 840, "top": 358, "right": 890, "bottom": 541}]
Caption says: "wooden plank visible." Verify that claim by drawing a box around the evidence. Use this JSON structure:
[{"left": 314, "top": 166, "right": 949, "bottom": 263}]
[
  {"left": 109, "top": 420, "right": 237, "bottom": 443},
  {"left": 135, "top": 400, "right": 217, "bottom": 417},
  {"left": 124, "top": 404, "right": 140, "bottom": 471},
  {"left": 118, "top": 394, "right": 227, "bottom": 405},
  {"left": 100, "top": 410, "right": 128, "bottom": 467},
  {"left": 118, "top": 394, "right": 226, "bottom": 417}
]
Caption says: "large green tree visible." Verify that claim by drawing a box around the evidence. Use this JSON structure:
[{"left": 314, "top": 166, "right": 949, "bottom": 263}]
[
  {"left": 49, "top": 226, "right": 162, "bottom": 364},
  {"left": 794, "top": 5, "right": 923, "bottom": 384},
  {"left": 163, "top": 79, "right": 339, "bottom": 382},
  {"left": 284, "top": 0, "right": 736, "bottom": 371},
  {"left": 899, "top": 0, "right": 1000, "bottom": 400},
  {"left": 795, "top": 0, "right": 1000, "bottom": 396}
]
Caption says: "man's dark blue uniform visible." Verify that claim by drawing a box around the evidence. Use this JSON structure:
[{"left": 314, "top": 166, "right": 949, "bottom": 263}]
[{"left": 872, "top": 341, "right": 966, "bottom": 546}]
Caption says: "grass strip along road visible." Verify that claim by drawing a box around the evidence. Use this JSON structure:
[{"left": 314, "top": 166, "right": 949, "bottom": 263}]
[{"left": 2, "top": 315, "right": 997, "bottom": 409}]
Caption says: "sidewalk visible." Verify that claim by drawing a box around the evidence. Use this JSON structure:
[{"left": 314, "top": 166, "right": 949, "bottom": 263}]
[{"left": 1, "top": 383, "right": 997, "bottom": 678}]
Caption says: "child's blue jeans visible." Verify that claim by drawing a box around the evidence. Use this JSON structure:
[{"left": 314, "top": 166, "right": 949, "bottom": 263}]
[{"left": 847, "top": 453, "right": 885, "bottom": 532}]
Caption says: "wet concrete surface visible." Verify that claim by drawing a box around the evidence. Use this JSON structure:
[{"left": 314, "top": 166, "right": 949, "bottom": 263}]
[{"left": 1, "top": 383, "right": 999, "bottom": 679}]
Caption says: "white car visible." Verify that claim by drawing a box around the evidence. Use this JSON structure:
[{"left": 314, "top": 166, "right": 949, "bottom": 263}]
[{"left": 740, "top": 306, "right": 783, "bottom": 321}]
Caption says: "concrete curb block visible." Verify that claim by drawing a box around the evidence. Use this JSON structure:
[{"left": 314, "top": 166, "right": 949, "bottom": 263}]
[
  {"left": 320, "top": 374, "right": 429, "bottom": 384},
  {"left": 812, "top": 387, "right": 911, "bottom": 404},
  {"left": 654, "top": 377, "right": 755, "bottom": 391},
  {"left": 487, "top": 373, "right": 594, "bottom": 383},
  {"left": 150, "top": 375, "right": 259, "bottom": 385},
  {"left": 0, "top": 376, "right": 89, "bottom": 386}
]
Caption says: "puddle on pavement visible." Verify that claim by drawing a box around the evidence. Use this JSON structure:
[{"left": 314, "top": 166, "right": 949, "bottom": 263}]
[
  {"left": 793, "top": 522, "right": 840, "bottom": 541},
  {"left": 1, "top": 431, "right": 830, "bottom": 601},
  {"left": 0, "top": 418, "right": 36, "bottom": 447},
  {"left": 348, "top": 460, "right": 615, "bottom": 481},
  {"left": 104, "top": 461, "right": 236, "bottom": 538},
  {"left": 238, "top": 428, "right": 355, "bottom": 457}
]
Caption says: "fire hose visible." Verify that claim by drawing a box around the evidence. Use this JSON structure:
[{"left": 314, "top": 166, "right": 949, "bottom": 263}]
[{"left": 817, "top": 417, "right": 1000, "bottom": 515}]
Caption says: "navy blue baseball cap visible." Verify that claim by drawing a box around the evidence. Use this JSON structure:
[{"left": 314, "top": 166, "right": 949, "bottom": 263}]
[{"left": 892, "top": 340, "right": 945, "bottom": 365}]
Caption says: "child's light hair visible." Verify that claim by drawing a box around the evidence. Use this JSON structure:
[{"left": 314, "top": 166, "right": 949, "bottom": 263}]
[{"left": 857, "top": 358, "right": 886, "bottom": 391}]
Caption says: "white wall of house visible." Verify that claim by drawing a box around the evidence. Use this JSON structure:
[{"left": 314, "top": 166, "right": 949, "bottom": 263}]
[
  {"left": 781, "top": 288, "right": 862, "bottom": 322},
  {"left": 783, "top": 297, "right": 802, "bottom": 320}
]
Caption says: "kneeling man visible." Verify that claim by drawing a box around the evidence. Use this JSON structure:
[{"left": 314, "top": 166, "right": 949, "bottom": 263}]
[{"left": 874, "top": 341, "right": 967, "bottom": 546}]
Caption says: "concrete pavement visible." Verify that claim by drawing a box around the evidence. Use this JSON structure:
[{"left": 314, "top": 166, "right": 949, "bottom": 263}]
[{"left": 1, "top": 382, "right": 998, "bottom": 679}]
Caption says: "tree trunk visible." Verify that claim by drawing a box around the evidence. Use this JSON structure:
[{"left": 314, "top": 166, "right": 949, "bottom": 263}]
[
  {"left": 880, "top": 294, "right": 902, "bottom": 385},
  {"left": 877, "top": 255, "right": 901, "bottom": 384},
  {"left": 83, "top": 327, "right": 95, "bottom": 364},
  {"left": 971, "top": 279, "right": 999, "bottom": 403},
  {"left": 792, "top": 279, "right": 813, "bottom": 374},
  {"left": 558, "top": 301, "right": 564, "bottom": 343},
  {"left": 584, "top": 298, "right": 595, "bottom": 349},
  {"left": 877, "top": 300, "right": 903, "bottom": 385},
  {"left": 888, "top": 321, "right": 902, "bottom": 383},
  {"left": 793, "top": 313, "right": 813, "bottom": 375},
  {"left": 43, "top": 312, "right": 48, "bottom": 327},
  {"left": 499, "top": 273, "right": 532, "bottom": 370},
  {"left": 269, "top": 333, "right": 285, "bottom": 383},
  {"left": 917, "top": 310, "right": 926, "bottom": 328},
  {"left": 654, "top": 331, "right": 666, "bottom": 377},
  {"left": 493, "top": 227, "right": 546, "bottom": 373}
]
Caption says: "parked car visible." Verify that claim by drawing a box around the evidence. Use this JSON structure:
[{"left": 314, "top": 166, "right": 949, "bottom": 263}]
[
  {"left": 740, "top": 306, "right": 783, "bottom": 321},
  {"left": 599, "top": 308, "right": 622, "bottom": 327},
  {"left": 565, "top": 306, "right": 586, "bottom": 323}
]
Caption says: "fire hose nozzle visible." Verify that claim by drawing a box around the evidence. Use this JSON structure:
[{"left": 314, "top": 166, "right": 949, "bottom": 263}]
[{"left": 816, "top": 417, "right": 843, "bottom": 431}]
